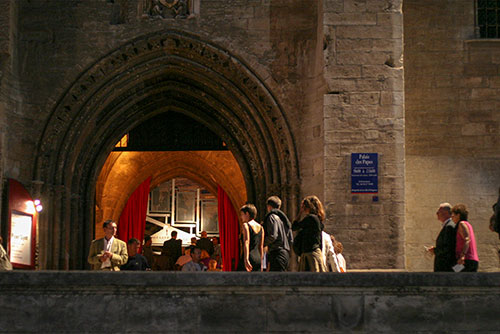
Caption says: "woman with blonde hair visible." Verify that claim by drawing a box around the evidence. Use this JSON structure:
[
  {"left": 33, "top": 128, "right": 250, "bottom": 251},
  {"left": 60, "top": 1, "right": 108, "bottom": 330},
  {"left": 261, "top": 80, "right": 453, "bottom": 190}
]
[{"left": 292, "top": 196, "right": 327, "bottom": 272}]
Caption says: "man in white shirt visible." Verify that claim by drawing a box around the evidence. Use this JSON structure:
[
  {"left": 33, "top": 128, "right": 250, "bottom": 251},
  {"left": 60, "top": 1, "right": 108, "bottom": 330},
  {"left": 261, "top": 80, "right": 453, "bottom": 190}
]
[{"left": 88, "top": 220, "right": 128, "bottom": 271}]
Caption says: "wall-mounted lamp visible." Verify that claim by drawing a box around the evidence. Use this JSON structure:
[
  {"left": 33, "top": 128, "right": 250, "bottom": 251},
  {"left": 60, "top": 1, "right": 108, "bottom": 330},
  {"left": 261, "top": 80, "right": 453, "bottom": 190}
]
[{"left": 34, "top": 199, "right": 43, "bottom": 212}]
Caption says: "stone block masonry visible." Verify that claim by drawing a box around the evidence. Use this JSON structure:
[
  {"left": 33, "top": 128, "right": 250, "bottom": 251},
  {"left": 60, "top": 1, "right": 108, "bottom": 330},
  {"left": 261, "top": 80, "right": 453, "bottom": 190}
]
[
  {"left": 404, "top": 0, "right": 500, "bottom": 272},
  {"left": 323, "top": 0, "right": 405, "bottom": 269},
  {"left": 1, "top": 271, "right": 500, "bottom": 333}
]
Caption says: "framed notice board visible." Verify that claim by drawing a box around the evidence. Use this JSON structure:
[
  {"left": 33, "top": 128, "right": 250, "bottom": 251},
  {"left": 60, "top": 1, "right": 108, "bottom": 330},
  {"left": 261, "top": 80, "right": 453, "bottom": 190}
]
[
  {"left": 7, "top": 179, "right": 37, "bottom": 269},
  {"left": 351, "top": 153, "right": 378, "bottom": 194}
]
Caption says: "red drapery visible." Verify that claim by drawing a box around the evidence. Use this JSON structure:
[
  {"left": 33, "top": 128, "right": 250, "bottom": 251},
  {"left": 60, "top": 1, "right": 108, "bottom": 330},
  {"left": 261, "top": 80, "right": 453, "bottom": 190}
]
[
  {"left": 217, "top": 185, "right": 240, "bottom": 271},
  {"left": 117, "top": 177, "right": 151, "bottom": 250}
]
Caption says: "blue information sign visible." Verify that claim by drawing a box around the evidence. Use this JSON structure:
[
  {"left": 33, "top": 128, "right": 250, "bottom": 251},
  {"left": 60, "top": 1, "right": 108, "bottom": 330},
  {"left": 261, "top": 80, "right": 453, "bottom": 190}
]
[{"left": 351, "top": 153, "right": 378, "bottom": 194}]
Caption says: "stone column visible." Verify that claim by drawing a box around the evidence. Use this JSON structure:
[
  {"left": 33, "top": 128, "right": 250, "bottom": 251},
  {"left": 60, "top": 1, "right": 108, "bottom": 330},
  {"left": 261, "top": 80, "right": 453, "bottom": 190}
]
[{"left": 323, "top": 0, "right": 405, "bottom": 269}]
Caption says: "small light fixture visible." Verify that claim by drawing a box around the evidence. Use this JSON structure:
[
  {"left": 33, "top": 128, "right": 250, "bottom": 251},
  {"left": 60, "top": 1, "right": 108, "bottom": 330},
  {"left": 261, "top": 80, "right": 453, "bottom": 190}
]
[{"left": 34, "top": 199, "right": 43, "bottom": 212}]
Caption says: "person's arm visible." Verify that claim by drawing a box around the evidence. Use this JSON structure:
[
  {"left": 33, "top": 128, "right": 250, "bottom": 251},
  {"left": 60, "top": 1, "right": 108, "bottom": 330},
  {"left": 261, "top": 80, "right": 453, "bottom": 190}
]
[
  {"left": 457, "top": 222, "right": 470, "bottom": 265},
  {"left": 242, "top": 223, "right": 252, "bottom": 272},
  {"left": 264, "top": 215, "right": 278, "bottom": 246},
  {"left": 87, "top": 241, "right": 102, "bottom": 266},
  {"left": 111, "top": 241, "right": 128, "bottom": 266},
  {"left": 292, "top": 208, "right": 305, "bottom": 231},
  {"left": 292, "top": 216, "right": 308, "bottom": 231},
  {"left": 260, "top": 228, "right": 265, "bottom": 271}
]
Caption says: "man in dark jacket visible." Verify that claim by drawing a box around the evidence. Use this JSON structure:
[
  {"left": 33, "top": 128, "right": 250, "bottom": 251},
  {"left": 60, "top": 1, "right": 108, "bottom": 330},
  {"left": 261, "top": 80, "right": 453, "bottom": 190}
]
[
  {"left": 196, "top": 231, "right": 214, "bottom": 256},
  {"left": 162, "top": 231, "right": 182, "bottom": 270},
  {"left": 121, "top": 238, "right": 150, "bottom": 271},
  {"left": 427, "top": 203, "right": 457, "bottom": 272},
  {"left": 263, "top": 196, "right": 293, "bottom": 271}
]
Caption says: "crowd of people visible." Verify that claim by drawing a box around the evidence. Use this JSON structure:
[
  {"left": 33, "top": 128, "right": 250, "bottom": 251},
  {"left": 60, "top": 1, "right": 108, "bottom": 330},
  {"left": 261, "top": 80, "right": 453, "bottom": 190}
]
[
  {"left": 0, "top": 189, "right": 497, "bottom": 272},
  {"left": 86, "top": 220, "right": 223, "bottom": 271},
  {"left": 84, "top": 187, "right": 500, "bottom": 273},
  {"left": 237, "top": 195, "right": 346, "bottom": 272},
  {"left": 85, "top": 195, "right": 347, "bottom": 272}
]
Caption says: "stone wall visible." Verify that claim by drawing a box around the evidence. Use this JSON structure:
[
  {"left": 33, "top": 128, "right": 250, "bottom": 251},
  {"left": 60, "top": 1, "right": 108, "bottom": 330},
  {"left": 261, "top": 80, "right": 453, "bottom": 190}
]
[
  {"left": 0, "top": 0, "right": 325, "bottom": 269},
  {"left": 1, "top": 271, "right": 500, "bottom": 332},
  {"left": 1, "top": 0, "right": 324, "bottom": 201},
  {"left": 404, "top": 0, "right": 500, "bottom": 271},
  {"left": 0, "top": 0, "right": 19, "bottom": 228},
  {"left": 322, "top": 0, "right": 405, "bottom": 269}
]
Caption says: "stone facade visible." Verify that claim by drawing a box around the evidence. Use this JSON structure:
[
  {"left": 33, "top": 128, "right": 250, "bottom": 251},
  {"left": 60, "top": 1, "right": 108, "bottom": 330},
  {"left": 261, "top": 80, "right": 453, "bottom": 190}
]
[
  {"left": 322, "top": 0, "right": 405, "bottom": 269},
  {"left": 404, "top": 0, "right": 500, "bottom": 271},
  {"left": 0, "top": 0, "right": 498, "bottom": 271}
]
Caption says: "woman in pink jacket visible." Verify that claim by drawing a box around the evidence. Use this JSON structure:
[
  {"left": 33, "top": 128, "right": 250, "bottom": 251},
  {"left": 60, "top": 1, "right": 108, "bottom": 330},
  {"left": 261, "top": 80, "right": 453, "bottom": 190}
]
[{"left": 451, "top": 204, "right": 479, "bottom": 272}]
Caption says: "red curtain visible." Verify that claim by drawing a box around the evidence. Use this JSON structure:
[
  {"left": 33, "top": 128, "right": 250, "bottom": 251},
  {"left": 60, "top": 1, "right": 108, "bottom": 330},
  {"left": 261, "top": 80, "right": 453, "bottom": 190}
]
[
  {"left": 218, "top": 185, "right": 240, "bottom": 271},
  {"left": 117, "top": 177, "right": 151, "bottom": 250}
]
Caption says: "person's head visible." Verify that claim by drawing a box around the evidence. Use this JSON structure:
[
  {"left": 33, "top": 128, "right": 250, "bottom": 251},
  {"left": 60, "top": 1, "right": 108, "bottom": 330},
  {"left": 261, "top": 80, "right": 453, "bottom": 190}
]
[
  {"left": 191, "top": 237, "right": 197, "bottom": 245},
  {"left": 208, "top": 259, "right": 217, "bottom": 270},
  {"left": 436, "top": 203, "right": 452, "bottom": 223},
  {"left": 190, "top": 246, "right": 202, "bottom": 263},
  {"left": 240, "top": 204, "right": 257, "bottom": 223},
  {"left": 127, "top": 238, "right": 140, "bottom": 257},
  {"left": 212, "top": 237, "right": 219, "bottom": 245},
  {"left": 103, "top": 220, "right": 117, "bottom": 239},
  {"left": 171, "top": 231, "right": 178, "bottom": 239},
  {"left": 490, "top": 214, "right": 496, "bottom": 232},
  {"left": 301, "top": 196, "right": 325, "bottom": 221},
  {"left": 334, "top": 241, "right": 344, "bottom": 255},
  {"left": 266, "top": 196, "right": 281, "bottom": 212},
  {"left": 201, "top": 231, "right": 208, "bottom": 238},
  {"left": 451, "top": 204, "right": 468, "bottom": 223},
  {"left": 144, "top": 235, "right": 152, "bottom": 247}
]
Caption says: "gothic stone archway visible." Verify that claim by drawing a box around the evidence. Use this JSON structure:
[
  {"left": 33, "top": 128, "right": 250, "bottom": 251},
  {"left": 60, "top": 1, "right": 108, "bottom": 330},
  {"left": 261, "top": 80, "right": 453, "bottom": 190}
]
[{"left": 34, "top": 30, "right": 300, "bottom": 269}]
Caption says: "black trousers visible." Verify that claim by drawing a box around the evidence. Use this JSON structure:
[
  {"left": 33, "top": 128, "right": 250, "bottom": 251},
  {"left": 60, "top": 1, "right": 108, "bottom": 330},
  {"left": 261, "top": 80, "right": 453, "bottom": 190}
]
[
  {"left": 463, "top": 259, "right": 479, "bottom": 272},
  {"left": 268, "top": 249, "right": 289, "bottom": 271}
]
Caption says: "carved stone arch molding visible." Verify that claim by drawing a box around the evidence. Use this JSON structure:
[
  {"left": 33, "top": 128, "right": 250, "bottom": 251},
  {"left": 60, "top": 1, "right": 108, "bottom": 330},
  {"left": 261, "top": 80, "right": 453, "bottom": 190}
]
[{"left": 33, "top": 30, "right": 300, "bottom": 269}]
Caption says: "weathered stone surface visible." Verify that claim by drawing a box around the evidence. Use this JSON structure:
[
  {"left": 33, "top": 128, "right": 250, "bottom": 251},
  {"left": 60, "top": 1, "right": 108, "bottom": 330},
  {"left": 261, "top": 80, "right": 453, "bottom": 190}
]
[
  {"left": 323, "top": 0, "right": 405, "bottom": 269},
  {"left": 1, "top": 271, "right": 500, "bottom": 332},
  {"left": 404, "top": 0, "right": 500, "bottom": 271}
]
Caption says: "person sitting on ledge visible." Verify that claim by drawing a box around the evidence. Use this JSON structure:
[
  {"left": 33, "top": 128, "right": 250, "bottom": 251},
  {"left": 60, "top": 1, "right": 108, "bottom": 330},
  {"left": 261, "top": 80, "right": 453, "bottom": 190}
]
[
  {"left": 88, "top": 220, "right": 128, "bottom": 271},
  {"left": 121, "top": 238, "right": 150, "bottom": 271},
  {"left": 182, "top": 246, "right": 206, "bottom": 271}
]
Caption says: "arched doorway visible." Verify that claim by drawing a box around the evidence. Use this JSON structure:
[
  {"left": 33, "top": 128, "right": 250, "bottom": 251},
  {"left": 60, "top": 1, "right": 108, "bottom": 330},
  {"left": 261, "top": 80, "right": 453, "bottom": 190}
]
[{"left": 33, "top": 30, "right": 299, "bottom": 269}]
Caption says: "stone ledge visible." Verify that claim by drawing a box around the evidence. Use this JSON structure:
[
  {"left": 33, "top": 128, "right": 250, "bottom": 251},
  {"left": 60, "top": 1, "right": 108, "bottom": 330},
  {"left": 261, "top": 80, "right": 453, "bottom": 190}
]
[
  {"left": 1, "top": 271, "right": 500, "bottom": 288},
  {"left": 1, "top": 272, "right": 500, "bottom": 333}
]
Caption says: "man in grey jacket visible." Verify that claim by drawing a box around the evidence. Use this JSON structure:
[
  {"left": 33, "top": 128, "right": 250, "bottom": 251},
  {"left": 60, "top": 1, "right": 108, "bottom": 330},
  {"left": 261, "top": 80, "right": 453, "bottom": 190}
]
[{"left": 263, "top": 196, "right": 293, "bottom": 271}]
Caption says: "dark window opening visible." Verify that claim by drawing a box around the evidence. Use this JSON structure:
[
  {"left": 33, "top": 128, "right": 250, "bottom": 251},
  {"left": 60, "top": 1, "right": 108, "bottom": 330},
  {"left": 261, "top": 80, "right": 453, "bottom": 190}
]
[{"left": 477, "top": 0, "right": 500, "bottom": 38}]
